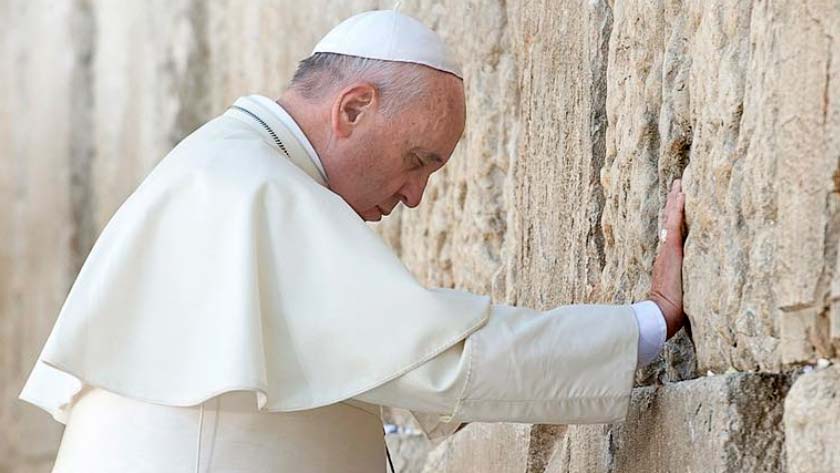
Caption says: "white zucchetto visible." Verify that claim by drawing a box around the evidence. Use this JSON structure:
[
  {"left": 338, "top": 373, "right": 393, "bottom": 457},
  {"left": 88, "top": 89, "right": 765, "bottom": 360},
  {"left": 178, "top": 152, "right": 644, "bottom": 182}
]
[{"left": 312, "top": 9, "right": 463, "bottom": 79}]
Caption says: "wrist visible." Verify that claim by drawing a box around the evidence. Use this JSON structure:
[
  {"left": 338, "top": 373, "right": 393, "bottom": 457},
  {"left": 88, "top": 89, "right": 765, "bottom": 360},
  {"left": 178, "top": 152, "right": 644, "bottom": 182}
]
[{"left": 648, "top": 294, "right": 681, "bottom": 339}]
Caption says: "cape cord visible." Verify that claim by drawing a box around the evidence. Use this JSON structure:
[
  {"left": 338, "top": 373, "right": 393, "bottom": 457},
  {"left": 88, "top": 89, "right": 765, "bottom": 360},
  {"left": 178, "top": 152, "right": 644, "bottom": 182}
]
[{"left": 228, "top": 105, "right": 291, "bottom": 158}]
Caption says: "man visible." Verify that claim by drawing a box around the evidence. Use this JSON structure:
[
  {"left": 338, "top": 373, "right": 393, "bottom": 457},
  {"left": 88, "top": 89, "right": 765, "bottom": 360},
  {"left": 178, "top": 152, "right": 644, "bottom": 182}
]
[{"left": 19, "top": 9, "right": 686, "bottom": 473}]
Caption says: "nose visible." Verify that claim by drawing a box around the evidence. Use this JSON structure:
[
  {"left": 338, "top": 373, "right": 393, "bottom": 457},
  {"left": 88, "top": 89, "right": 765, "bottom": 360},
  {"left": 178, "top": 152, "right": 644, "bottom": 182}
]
[{"left": 400, "top": 175, "right": 430, "bottom": 208}]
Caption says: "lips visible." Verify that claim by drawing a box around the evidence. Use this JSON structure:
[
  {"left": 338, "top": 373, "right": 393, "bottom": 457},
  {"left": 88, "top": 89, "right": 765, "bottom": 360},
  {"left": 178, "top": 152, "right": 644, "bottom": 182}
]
[{"left": 376, "top": 205, "right": 390, "bottom": 216}]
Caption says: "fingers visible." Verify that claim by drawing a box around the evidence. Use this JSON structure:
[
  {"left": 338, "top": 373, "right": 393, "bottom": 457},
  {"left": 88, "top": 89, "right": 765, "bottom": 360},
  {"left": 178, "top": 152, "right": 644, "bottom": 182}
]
[
  {"left": 661, "top": 179, "right": 686, "bottom": 244},
  {"left": 673, "top": 180, "right": 685, "bottom": 214}
]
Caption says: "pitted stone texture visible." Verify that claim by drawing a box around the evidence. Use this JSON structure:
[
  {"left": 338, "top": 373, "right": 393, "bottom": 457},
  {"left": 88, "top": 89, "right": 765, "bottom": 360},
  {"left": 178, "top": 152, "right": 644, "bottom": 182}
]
[
  {"left": 385, "top": 432, "right": 434, "bottom": 473},
  {"left": 545, "top": 373, "right": 788, "bottom": 473},
  {"left": 505, "top": 0, "right": 613, "bottom": 308},
  {"left": 601, "top": 0, "right": 763, "bottom": 377},
  {"left": 785, "top": 365, "right": 840, "bottom": 473},
  {"left": 601, "top": 0, "right": 840, "bottom": 375},
  {"left": 771, "top": 0, "right": 840, "bottom": 366},
  {"left": 420, "top": 423, "right": 531, "bottom": 473},
  {"left": 526, "top": 424, "right": 567, "bottom": 473}
]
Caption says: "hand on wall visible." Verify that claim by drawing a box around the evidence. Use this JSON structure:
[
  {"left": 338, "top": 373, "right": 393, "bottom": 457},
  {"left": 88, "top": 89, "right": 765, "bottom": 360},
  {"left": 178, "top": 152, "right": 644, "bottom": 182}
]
[{"left": 649, "top": 179, "right": 687, "bottom": 339}]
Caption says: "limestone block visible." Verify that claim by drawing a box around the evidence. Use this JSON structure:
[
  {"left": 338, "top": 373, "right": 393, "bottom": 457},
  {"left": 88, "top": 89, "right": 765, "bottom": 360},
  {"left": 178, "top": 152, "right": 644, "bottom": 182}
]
[
  {"left": 599, "top": 0, "right": 840, "bottom": 374},
  {"left": 526, "top": 424, "right": 567, "bottom": 473},
  {"left": 600, "top": 0, "right": 674, "bottom": 309},
  {"left": 91, "top": 0, "right": 211, "bottom": 229},
  {"left": 772, "top": 0, "right": 840, "bottom": 366},
  {"left": 832, "top": 248, "right": 840, "bottom": 342},
  {"left": 599, "top": 0, "right": 711, "bottom": 383},
  {"left": 0, "top": 0, "right": 94, "bottom": 471},
  {"left": 602, "top": 0, "right": 776, "bottom": 375},
  {"left": 385, "top": 432, "right": 433, "bottom": 473},
  {"left": 420, "top": 423, "right": 531, "bottom": 473},
  {"left": 546, "top": 373, "right": 788, "bottom": 473},
  {"left": 785, "top": 365, "right": 840, "bottom": 473},
  {"left": 506, "top": 0, "right": 614, "bottom": 306}
]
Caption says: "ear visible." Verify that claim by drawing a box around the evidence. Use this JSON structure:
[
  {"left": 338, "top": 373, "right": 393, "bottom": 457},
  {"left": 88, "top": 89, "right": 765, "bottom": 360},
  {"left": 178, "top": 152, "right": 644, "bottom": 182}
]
[{"left": 331, "top": 83, "right": 377, "bottom": 138}]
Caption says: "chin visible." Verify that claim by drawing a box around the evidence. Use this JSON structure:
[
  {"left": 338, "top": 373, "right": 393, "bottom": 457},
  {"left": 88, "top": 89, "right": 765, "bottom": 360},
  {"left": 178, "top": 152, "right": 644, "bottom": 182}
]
[{"left": 358, "top": 207, "right": 383, "bottom": 222}]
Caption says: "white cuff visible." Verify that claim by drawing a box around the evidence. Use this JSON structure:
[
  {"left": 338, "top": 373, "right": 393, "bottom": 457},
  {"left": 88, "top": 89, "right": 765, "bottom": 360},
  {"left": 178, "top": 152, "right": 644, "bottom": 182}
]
[{"left": 631, "top": 300, "right": 667, "bottom": 367}]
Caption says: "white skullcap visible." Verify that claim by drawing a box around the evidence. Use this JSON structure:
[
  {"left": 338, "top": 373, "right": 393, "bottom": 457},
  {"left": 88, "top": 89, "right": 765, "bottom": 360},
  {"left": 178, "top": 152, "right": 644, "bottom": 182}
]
[{"left": 312, "top": 9, "right": 463, "bottom": 79}]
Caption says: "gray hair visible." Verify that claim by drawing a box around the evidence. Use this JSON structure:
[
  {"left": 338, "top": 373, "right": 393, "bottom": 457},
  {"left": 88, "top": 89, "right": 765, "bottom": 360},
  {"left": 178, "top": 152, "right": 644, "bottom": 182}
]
[{"left": 286, "top": 52, "right": 433, "bottom": 116}]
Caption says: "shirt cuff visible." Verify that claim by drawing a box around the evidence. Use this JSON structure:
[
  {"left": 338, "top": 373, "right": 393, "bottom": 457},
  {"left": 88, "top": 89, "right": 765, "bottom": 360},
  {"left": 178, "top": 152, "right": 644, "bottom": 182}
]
[{"left": 631, "top": 300, "right": 667, "bottom": 367}]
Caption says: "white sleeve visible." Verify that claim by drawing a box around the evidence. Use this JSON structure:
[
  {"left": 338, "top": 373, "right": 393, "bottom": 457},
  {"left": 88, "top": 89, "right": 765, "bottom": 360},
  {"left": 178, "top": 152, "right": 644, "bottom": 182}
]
[
  {"left": 354, "top": 302, "right": 640, "bottom": 435},
  {"left": 631, "top": 300, "right": 667, "bottom": 366}
]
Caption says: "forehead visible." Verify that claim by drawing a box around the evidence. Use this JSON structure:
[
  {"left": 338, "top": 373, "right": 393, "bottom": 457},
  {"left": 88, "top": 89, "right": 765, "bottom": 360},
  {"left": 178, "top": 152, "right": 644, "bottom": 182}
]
[
  {"left": 387, "top": 68, "right": 465, "bottom": 154},
  {"left": 404, "top": 101, "right": 464, "bottom": 157},
  {"left": 426, "top": 72, "right": 465, "bottom": 112},
  {"left": 411, "top": 75, "right": 465, "bottom": 129}
]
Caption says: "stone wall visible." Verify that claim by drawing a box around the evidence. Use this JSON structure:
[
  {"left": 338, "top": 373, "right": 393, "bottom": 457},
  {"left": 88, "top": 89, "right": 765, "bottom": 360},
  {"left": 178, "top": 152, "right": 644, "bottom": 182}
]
[
  {"left": 1, "top": 1, "right": 92, "bottom": 471},
  {"left": 2, "top": 1, "right": 838, "bottom": 472}
]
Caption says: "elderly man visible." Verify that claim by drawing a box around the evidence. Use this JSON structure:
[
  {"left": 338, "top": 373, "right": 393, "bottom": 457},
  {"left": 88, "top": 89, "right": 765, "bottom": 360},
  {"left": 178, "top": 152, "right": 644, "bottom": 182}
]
[{"left": 20, "top": 9, "right": 686, "bottom": 473}]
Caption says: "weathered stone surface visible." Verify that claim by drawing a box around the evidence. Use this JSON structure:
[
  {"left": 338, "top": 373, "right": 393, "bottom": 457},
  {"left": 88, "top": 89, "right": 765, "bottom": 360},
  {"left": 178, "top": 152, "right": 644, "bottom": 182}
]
[
  {"left": 785, "top": 365, "right": 840, "bottom": 473},
  {"left": 420, "top": 423, "right": 531, "bottom": 473},
  {"left": 771, "top": 0, "right": 840, "bottom": 366},
  {"left": 91, "top": 0, "right": 211, "bottom": 229},
  {"left": 385, "top": 431, "right": 433, "bottom": 473},
  {"left": 0, "top": 1, "right": 93, "bottom": 472},
  {"left": 602, "top": 0, "right": 759, "bottom": 375},
  {"left": 546, "top": 373, "right": 788, "bottom": 473},
  {"left": 506, "top": 0, "right": 612, "bottom": 307},
  {"left": 832, "top": 248, "right": 840, "bottom": 343},
  {"left": 595, "top": 0, "right": 840, "bottom": 377},
  {"left": 602, "top": 0, "right": 753, "bottom": 375}
]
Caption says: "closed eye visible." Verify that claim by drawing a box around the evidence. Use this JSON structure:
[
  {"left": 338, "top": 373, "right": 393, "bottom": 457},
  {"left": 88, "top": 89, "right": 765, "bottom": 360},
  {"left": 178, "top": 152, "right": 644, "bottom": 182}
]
[{"left": 411, "top": 153, "right": 425, "bottom": 169}]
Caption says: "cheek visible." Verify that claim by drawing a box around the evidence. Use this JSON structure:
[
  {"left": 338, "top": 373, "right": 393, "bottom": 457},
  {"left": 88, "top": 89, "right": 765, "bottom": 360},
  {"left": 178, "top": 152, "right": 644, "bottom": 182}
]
[
  {"left": 366, "top": 152, "right": 403, "bottom": 188},
  {"left": 345, "top": 137, "right": 406, "bottom": 207},
  {"left": 368, "top": 171, "right": 402, "bottom": 203},
  {"left": 350, "top": 163, "right": 393, "bottom": 208}
]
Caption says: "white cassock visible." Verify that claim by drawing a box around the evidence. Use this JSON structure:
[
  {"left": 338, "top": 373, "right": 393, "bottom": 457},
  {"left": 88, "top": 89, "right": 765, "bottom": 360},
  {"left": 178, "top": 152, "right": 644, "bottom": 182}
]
[{"left": 19, "top": 94, "right": 665, "bottom": 473}]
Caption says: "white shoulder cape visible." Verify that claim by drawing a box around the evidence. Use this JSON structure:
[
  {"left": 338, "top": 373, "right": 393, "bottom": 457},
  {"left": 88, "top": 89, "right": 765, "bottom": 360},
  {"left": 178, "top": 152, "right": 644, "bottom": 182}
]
[{"left": 19, "top": 96, "right": 491, "bottom": 423}]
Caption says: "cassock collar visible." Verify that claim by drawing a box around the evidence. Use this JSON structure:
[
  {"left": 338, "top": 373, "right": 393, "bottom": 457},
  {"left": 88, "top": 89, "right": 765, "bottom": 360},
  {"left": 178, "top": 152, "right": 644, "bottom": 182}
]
[
  {"left": 225, "top": 95, "right": 329, "bottom": 187},
  {"left": 248, "top": 95, "right": 329, "bottom": 181}
]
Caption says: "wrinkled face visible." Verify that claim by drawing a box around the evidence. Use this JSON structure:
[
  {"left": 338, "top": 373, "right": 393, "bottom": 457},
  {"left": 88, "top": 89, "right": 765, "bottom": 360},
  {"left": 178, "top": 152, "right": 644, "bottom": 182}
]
[{"left": 321, "top": 70, "right": 466, "bottom": 221}]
